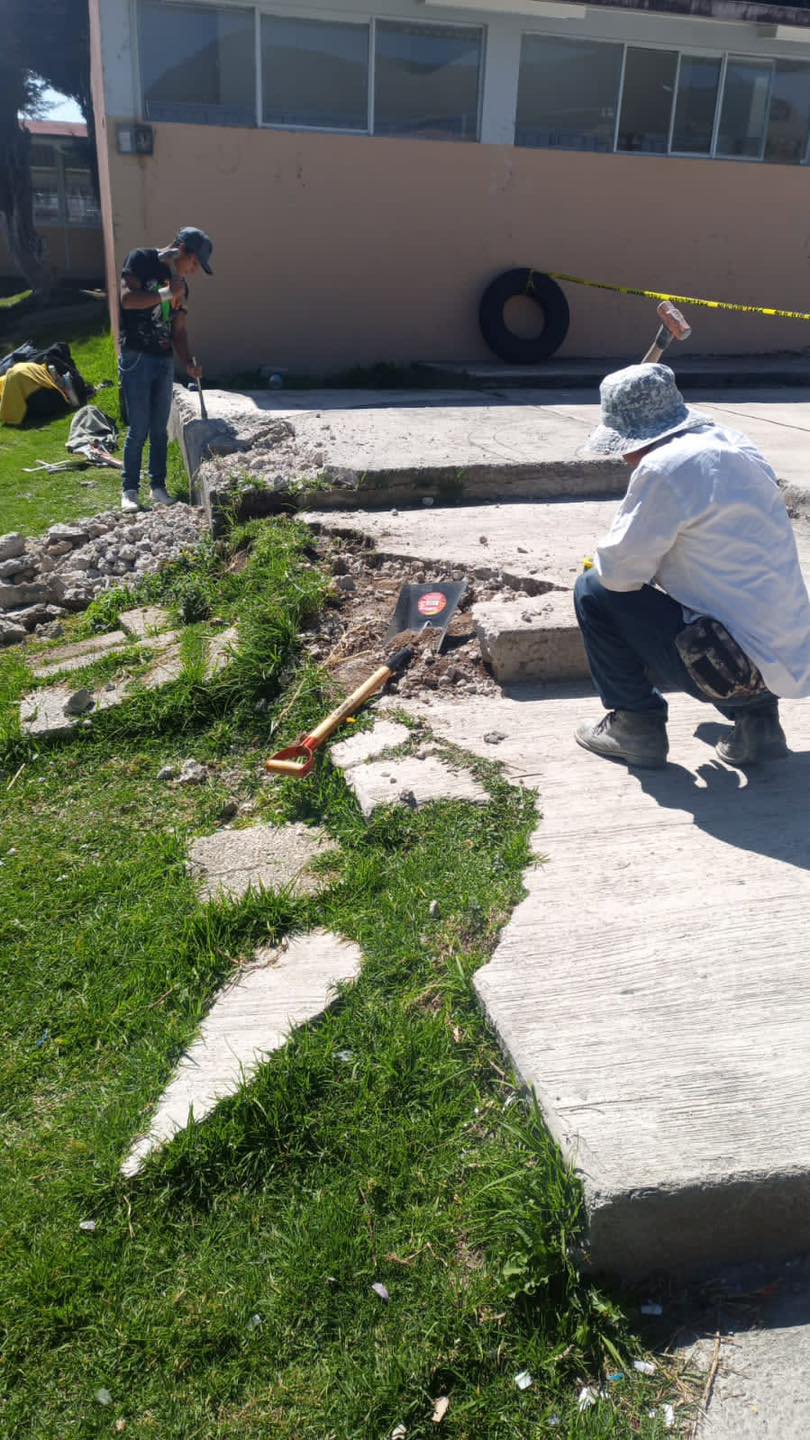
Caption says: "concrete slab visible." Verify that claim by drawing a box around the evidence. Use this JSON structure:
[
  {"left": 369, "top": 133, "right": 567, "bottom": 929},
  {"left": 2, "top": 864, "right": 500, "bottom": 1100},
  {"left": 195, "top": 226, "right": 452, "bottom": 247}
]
[
  {"left": 329, "top": 719, "right": 411, "bottom": 769},
  {"left": 343, "top": 753, "right": 488, "bottom": 818},
  {"left": 681, "top": 1260, "right": 810, "bottom": 1438},
  {"left": 400, "top": 688, "right": 810, "bottom": 1278},
  {"left": 188, "top": 822, "right": 340, "bottom": 902},
  {"left": 172, "top": 385, "right": 627, "bottom": 510},
  {"left": 205, "top": 626, "right": 239, "bottom": 677},
  {"left": 29, "top": 629, "right": 129, "bottom": 678},
  {"left": 474, "top": 591, "right": 588, "bottom": 684},
  {"left": 121, "top": 929, "right": 362, "bottom": 1176},
  {"left": 20, "top": 640, "right": 184, "bottom": 739},
  {"left": 428, "top": 355, "right": 810, "bottom": 391},
  {"left": 304, "top": 498, "right": 619, "bottom": 596},
  {"left": 118, "top": 606, "right": 171, "bottom": 638}
]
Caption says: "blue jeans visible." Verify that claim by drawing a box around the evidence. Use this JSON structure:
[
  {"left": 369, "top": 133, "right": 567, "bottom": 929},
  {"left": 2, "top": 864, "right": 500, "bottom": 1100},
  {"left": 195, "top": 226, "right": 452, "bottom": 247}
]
[
  {"left": 119, "top": 348, "right": 175, "bottom": 491},
  {"left": 573, "top": 570, "right": 778, "bottom": 722}
]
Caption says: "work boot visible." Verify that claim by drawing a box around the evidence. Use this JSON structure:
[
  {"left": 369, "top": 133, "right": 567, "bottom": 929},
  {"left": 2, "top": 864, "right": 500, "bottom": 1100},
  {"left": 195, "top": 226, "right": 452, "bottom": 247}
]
[
  {"left": 716, "top": 710, "right": 788, "bottom": 767},
  {"left": 121, "top": 489, "right": 140, "bottom": 513},
  {"left": 575, "top": 709, "right": 668, "bottom": 768},
  {"left": 150, "top": 485, "right": 177, "bottom": 507}
]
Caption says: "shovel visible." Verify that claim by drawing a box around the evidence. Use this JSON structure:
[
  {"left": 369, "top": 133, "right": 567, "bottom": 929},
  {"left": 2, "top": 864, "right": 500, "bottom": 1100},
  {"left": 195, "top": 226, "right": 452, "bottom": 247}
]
[{"left": 265, "top": 646, "right": 413, "bottom": 778}]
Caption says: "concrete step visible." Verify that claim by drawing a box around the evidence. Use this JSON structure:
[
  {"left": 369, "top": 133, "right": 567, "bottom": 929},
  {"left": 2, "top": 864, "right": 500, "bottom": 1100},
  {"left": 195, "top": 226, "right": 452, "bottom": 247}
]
[
  {"left": 400, "top": 688, "right": 810, "bottom": 1280},
  {"left": 427, "top": 355, "right": 810, "bottom": 391}
]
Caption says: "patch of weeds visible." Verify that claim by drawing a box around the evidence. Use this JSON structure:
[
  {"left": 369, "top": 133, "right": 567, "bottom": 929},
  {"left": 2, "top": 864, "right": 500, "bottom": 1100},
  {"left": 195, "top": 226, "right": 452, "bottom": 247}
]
[{"left": 0, "top": 518, "right": 678, "bottom": 1440}]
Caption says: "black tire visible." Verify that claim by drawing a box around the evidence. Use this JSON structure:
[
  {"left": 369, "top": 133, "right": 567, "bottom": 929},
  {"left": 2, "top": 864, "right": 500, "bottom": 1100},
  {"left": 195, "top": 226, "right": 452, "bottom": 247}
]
[{"left": 479, "top": 268, "right": 570, "bottom": 364}]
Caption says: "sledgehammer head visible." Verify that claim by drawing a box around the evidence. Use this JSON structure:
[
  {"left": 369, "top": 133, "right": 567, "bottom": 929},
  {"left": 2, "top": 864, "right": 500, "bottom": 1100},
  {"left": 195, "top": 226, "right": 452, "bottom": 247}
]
[{"left": 657, "top": 301, "right": 691, "bottom": 343}]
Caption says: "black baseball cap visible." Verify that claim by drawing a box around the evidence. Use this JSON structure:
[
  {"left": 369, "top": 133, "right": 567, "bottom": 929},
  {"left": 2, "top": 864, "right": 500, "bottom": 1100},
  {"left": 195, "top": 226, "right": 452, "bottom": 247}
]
[{"left": 174, "top": 226, "right": 213, "bottom": 274}]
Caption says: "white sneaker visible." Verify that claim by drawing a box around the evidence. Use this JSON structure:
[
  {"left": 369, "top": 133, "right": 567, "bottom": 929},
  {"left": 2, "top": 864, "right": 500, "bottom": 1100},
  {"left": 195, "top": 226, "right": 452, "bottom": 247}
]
[
  {"left": 121, "top": 490, "right": 140, "bottom": 513},
  {"left": 150, "top": 486, "right": 177, "bottom": 507}
]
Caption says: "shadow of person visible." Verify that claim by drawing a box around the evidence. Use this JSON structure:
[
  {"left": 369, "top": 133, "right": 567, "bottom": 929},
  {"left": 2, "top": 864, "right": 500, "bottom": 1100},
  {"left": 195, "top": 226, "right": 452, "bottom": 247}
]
[{"left": 633, "top": 732, "right": 810, "bottom": 872}]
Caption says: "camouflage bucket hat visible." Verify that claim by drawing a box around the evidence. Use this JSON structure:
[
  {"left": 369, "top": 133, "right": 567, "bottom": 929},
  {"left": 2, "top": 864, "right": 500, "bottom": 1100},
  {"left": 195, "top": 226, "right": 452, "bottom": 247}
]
[{"left": 586, "top": 363, "right": 710, "bottom": 457}]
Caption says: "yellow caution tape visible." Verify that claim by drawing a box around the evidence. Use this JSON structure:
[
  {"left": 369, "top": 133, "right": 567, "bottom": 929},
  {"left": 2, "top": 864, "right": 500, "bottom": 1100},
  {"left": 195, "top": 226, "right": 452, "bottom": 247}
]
[{"left": 540, "top": 270, "right": 810, "bottom": 323}]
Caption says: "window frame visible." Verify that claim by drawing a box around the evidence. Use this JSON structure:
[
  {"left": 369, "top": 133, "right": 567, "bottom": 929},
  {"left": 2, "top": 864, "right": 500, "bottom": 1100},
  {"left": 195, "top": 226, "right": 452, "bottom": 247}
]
[
  {"left": 370, "top": 14, "right": 486, "bottom": 144},
  {"left": 259, "top": 9, "right": 373, "bottom": 135},
  {"left": 518, "top": 27, "right": 810, "bottom": 165}
]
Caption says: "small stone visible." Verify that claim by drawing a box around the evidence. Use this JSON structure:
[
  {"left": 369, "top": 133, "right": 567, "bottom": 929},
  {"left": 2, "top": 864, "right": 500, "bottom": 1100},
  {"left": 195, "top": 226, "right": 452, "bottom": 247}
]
[
  {"left": 218, "top": 800, "right": 239, "bottom": 823},
  {"left": 63, "top": 689, "right": 94, "bottom": 716},
  {"left": 0, "top": 558, "right": 29, "bottom": 580},
  {"left": 0, "top": 533, "right": 26, "bottom": 562},
  {"left": 177, "top": 758, "right": 208, "bottom": 786},
  {"left": 483, "top": 731, "right": 506, "bottom": 745},
  {"left": 79, "top": 1219, "right": 97, "bottom": 1233},
  {"left": 331, "top": 557, "right": 349, "bottom": 576},
  {"left": 429, "top": 900, "right": 441, "bottom": 918},
  {"left": 390, "top": 508, "right": 399, "bottom": 516},
  {"left": 399, "top": 789, "right": 417, "bottom": 807},
  {"left": 336, "top": 575, "right": 356, "bottom": 593},
  {"left": 48, "top": 523, "right": 87, "bottom": 544},
  {"left": 0, "top": 618, "right": 26, "bottom": 647},
  {"left": 517, "top": 546, "right": 529, "bottom": 554},
  {"left": 157, "top": 765, "right": 176, "bottom": 782},
  {"left": 479, "top": 535, "right": 488, "bottom": 545},
  {"left": 421, "top": 496, "right": 434, "bottom": 507}
]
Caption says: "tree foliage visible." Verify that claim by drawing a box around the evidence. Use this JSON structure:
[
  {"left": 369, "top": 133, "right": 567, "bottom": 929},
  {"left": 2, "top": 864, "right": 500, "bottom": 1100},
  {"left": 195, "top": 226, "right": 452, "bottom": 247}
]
[{"left": 2, "top": 2, "right": 93, "bottom": 295}]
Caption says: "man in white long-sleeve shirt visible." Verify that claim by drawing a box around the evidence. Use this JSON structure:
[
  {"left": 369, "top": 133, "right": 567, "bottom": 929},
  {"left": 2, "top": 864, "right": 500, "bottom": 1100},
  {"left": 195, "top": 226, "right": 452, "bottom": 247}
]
[{"left": 574, "top": 363, "right": 810, "bottom": 769}]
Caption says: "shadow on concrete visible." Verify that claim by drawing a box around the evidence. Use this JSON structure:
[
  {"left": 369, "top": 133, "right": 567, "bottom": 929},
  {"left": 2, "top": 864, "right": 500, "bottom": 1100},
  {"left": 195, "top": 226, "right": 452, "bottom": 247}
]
[{"left": 635, "top": 743, "right": 810, "bottom": 871}]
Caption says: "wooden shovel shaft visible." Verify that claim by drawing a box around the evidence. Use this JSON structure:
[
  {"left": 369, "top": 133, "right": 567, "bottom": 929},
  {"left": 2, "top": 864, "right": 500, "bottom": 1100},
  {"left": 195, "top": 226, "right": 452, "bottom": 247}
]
[{"left": 307, "top": 663, "right": 394, "bottom": 745}]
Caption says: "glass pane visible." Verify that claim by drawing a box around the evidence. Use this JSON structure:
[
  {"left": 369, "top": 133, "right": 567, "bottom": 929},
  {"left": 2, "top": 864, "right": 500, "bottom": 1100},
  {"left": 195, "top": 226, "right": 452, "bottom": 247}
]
[
  {"left": 618, "top": 47, "right": 677, "bottom": 153},
  {"left": 64, "top": 169, "right": 101, "bottom": 225},
  {"left": 374, "top": 21, "right": 482, "bottom": 141},
  {"left": 765, "top": 60, "right": 810, "bottom": 164},
  {"left": 717, "top": 58, "right": 771, "bottom": 158},
  {"left": 262, "top": 16, "right": 368, "bottom": 130},
  {"left": 515, "top": 36, "right": 623, "bottom": 152},
  {"left": 140, "top": 0, "right": 255, "bottom": 127},
  {"left": 30, "top": 143, "right": 57, "bottom": 167},
  {"left": 671, "top": 55, "right": 720, "bottom": 154},
  {"left": 31, "top": 169, "right": 61, "bottom": 225}
]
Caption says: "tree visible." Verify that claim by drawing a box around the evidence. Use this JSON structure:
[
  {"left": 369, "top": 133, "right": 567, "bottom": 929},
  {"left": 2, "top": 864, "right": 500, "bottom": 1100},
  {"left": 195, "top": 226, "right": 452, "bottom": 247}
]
[{"left": 1, "top": 1, "right": 93, "bottom": 296}]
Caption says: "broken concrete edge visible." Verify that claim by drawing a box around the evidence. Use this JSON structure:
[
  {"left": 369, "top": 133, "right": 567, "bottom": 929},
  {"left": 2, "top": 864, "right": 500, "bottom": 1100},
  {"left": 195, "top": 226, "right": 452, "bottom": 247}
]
[
  {"left": 302, "top": 524, "right": 563, "bottom": 602},
  {"left": 192, "top": 462, "right": 630, "bottom": 534}
]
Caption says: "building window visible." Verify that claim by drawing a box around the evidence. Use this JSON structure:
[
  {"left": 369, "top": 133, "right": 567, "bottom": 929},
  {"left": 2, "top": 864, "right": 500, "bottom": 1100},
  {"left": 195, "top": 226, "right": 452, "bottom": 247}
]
[
  {"left": 518, "top": 32, "right": 810, "bottom": 165},
  {"left": 671, "top": 55, "right": 722, "bottom": 155},
  {"left": 373, "top": 20, "right": 483, "bottom": 141},
  {"left": 515, "top": 36, "right": 622, "bottom": 152},
  {"left": 716, "top": 57, "right": 772, "bottom": 158},
  {"left": 262, "top": 16, "right": 369, "bottom": 131},
  {"left": 764, "top": 61, "right": 810, "bottom": 164},
  {"left": 30, "top": 140, "right": 100, "bottom": 227},
  {"left": 617, "top": 47, "right": 678, "bottom": 153},
  {"left": 139, "top": 0, "right": 255, "bottom": 127}
]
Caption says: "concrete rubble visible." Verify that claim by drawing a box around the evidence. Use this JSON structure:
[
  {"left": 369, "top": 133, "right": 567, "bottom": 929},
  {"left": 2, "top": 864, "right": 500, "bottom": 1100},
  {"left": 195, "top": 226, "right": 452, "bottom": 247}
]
[
  {"left": 0, "top": 507, "right": 206, "bottom": 644},
  {"left": 121, "top": 929, "right": 362, "bottom": 1177}
]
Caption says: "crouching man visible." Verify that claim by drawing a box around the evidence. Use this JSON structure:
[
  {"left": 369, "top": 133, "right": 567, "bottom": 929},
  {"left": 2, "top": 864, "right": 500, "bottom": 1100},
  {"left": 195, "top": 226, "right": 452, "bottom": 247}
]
[{"left": 574, "top": 364, "right": 810, "bottom": 769}]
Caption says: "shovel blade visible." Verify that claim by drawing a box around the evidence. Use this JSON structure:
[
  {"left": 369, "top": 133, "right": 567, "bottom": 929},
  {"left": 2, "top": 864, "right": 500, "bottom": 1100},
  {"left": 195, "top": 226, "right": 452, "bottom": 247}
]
[{"left": 385, "top": 582, "right": 466, "bottom": 648}]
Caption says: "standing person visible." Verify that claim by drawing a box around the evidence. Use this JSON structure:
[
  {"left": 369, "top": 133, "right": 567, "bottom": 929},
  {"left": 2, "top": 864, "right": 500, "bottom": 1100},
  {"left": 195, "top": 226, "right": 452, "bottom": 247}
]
[
  {"left": 573, "top": 364, "right": 810, "bottom": 769},
  {"left": 118, "top": 226, "right": 213, "bottom": 512}
]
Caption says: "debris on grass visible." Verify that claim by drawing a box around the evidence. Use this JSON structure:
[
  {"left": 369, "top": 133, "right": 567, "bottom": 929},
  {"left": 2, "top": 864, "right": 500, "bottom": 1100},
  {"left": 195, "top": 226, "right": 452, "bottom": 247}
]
[
  {"left": 633, "top": 1359, "right": 656, "bottom": 1376},
  {"left": 431, "top": 1396, "right": 450, "bottom": 1423},
  {"left": 578, "top": 1385, "right": 598, "bottom": 1411},
  {"left": 514, "top": 1369, "right": 533, "bottom": 1390},
  {"left": 78, "top": 1219, "right": 97, "bottom": 1233},
  {"left": 95, "top": 1388, "right": 113, "bottom": 1407},
  {"left": 371, "top": 1282, "right": 390, "bottom": 1302}
]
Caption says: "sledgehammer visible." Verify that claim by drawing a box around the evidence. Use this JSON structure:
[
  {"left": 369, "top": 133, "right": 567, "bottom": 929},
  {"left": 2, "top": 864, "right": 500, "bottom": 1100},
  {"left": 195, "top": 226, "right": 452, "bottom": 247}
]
[{"left": 642, "top": 302, "right": 692, "bottom": 364}]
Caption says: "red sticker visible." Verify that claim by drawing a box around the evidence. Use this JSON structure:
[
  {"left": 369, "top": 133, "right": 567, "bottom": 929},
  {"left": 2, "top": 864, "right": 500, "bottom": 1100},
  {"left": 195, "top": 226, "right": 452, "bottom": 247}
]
[{"left": 417, "top": 592, "right": 448, "bottom": 617}]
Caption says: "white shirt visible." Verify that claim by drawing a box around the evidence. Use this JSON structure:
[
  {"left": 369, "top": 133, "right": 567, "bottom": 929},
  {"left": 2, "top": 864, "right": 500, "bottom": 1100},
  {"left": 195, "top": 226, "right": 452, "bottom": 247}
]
[{"left": 594, "top": 421, "right": 810, "bottom": 698}]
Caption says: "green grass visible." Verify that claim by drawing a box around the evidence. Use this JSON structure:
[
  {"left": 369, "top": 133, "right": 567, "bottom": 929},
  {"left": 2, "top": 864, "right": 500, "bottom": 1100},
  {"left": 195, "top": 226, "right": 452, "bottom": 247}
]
[
  {"left": 0, "top": 520, "right": 683, "bottom": 1438},
  {"left": 0, "top": 290, "right": 32, "bottom": 310},
  {"left": 0, "top": 322, "right": 187, "bottom": 537}
]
